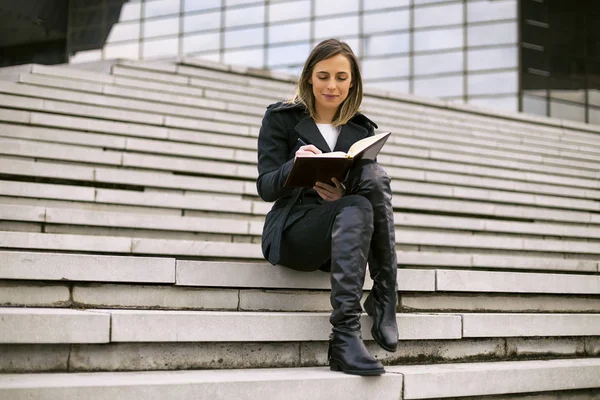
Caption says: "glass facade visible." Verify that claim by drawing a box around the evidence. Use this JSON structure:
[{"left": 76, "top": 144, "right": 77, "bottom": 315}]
[{"left": 64, "top": 0, "right": 600, "bottom": 122}]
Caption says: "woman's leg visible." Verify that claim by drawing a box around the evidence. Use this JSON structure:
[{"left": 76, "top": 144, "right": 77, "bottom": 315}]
[
  {"left": 278, "top": 195, "right": 384, "bottom": 375},
  {"left": 347, "top": 160, "right": 399, "bottom": 352}
]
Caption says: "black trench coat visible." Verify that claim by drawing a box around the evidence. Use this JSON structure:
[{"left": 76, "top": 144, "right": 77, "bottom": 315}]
[{"left": 256, "top": 101, "right": 378, "bottom": 265}]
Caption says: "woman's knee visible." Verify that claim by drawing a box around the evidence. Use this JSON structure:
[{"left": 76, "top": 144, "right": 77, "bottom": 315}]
[
  {"left": 348, "top": 161, "right": 391, "bottom": 198},
  {"left": 338, "top": 194, "right": 373, "bottom": 212}
]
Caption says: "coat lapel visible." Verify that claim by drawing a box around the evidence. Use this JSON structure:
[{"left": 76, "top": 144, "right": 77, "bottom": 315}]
[
  {"left": 334, "top": 120, "right": 369, "bottom": 153},
  {"left": 295, "top": 116, "right": 331, "bottom": 153}
]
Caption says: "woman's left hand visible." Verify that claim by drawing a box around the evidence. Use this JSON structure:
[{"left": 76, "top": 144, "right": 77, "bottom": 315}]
[{"left": 314, "top": 178, "right": 345, "bottom": 201}]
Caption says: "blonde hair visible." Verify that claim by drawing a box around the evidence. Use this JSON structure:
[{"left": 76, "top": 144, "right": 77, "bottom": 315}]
[{"left": 290, "top": 39, "right": 363, "bottom": 127}]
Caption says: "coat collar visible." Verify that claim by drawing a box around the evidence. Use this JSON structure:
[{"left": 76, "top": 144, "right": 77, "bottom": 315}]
[{"left": 271, "top": 101, "right": 376, "bottom": 153}]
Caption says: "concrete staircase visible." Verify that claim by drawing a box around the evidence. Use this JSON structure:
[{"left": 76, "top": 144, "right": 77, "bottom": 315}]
[{"left": 0, "top": 57, "right": 599, "bottom": 399}]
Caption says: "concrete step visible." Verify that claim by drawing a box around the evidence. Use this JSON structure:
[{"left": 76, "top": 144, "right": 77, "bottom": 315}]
[
  {"left": 2, "top": 249, "right": 597, "bottom": 284},
  {"left": 0, "top": 137, "right": 257, "bottom": 180},
  {"left": 0, "top": 157, "right": 258, "bottom": 197},
  {"left": 390, "top": 169, "right": 600, "bottom": 202},
  {"left": 4, "top": 307, "right": 599, "bottom": 344},
  {"left": 0, "top": 231, "right": 262, "bottom": 258},
  {"left": 0, "top": 121, "right": 257, "bottom": 153},
  {"left": 401, "top": 292, "right": 600, "bottom": 313},
  {"left": 0, "top": 307, "right": 461, "bottom": 344},
  {"left": 390, "top": 358, "right": 600, "bottom": 399},
  {"left": 20, "top": 63, "right": 600, "bottom": 157},
  {"left": 1, "top": 358, "right": 598, "bottom": 399},
  {"left": 2, "top": 179, "right": 598, "bottom": 227},
  {"left": 1, "top": 227, "right": 599, "bottom": 258},
  {"left": 395, "top": 192, "right": 600, "bottom": 221},
  {"left": 5, "top": 203, "right": 600, "bottom": 242},
  {"left": 15, "top": 71, "right": 600, "bottom": 170},
  {"left": 0, "top": 308, "right": 109, "bottom": 343},
  {"left": 0, "top": 366, "right": 403, "bottom": 400},
  {"left": 397, "top": 228, "right": 600, "bottom": 255},
  {"left": 4, "top": 138, "right": 600, "bottom": 202},
  {"left": 113, "top": 61, "right": 600, "bottom": 144},
  {"left": 16, "top": 69, "right": 597, "bottom": 157},
  {"left": 2, "top": 78, "right": 261, "bottom": 127}
]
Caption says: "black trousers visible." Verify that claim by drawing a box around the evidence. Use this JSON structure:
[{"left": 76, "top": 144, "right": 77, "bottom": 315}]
[{"left": 278, "top": 161, "right": 393, "bottom": 272}]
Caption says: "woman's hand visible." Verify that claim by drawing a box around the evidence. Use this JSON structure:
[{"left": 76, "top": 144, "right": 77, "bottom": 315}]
[
  {"left": 314, "top": 177, "right": 345, "bottom": 201},
  {"left": 295, "top": 145, "right": 321, "bottom": 158}
]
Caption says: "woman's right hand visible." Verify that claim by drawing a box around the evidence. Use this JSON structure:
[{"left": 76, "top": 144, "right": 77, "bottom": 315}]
[{"left": 295, "top": 145, "right": 322, "bottom": 158}]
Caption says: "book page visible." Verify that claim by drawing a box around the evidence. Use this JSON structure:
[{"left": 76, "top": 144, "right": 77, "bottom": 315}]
[
  {"left": 347, "top": 131, "right": 391, "bottom": 158},
  {"left": 297, "top": 151, "right": 349, "bottom": 158}
]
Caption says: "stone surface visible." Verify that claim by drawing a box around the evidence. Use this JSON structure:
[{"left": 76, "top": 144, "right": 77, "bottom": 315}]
[
  {"left": 70, "top": 342, "right": 301, "bottom": 371},
  {"left": 461, "top": 313, "right": 600, "bottom": 337},
  {"left": 436, "top": 269, "right": 600, "bottom": 294},
  {"left": 73, "top": 284, "right": 238, "bottom": 310},
  {"left": 506, "top": 337, "right": 586, "bottom": 357},
  {"left": 400, "top": 293, "right": 600, "bottom": 313},
  {"left": 0, "top": 251, "right": 175, "bottom": 283},
  {"left": 392, "top": 358, "right": 600, "bottom": 399},
  {"left": 301, "top": 338, "right": 505, "bottom": 366},
  {"left": 0, "top": 282, "right": 69, "bottom": 306},
  {"left": 176, "top": 260, "right": 435, "bottom": 291},
  {"left": 0, "top": 308, "right": 110, "bottom": 344},
  {"left": 0, "top": 367, "right": 403, "bottom": 400},
  {"left": 0, "top": 180, "right": 95, "bottom": 202},
  {"left": 0, "top": 344, "right": 70, "bottom": 373},
  {"left": 586, "top": 337, "right": 600, "bottom": 356},
  {"left": 106, "top": 310, "right": 460, "bottom": 342},
  {"left": 240, "top": 290, "right": 331, "bottom": 311},
  {"left": 45, "top": 207, "right": 250, "bottom": 234},
  {"left": 398, "top": 250, "right": 598, "bottom": 272}
]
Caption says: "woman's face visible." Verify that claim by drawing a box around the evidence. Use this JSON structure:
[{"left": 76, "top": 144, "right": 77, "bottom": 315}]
[{"left": 309, "top": 54, "right": 353, "bottom": 117}]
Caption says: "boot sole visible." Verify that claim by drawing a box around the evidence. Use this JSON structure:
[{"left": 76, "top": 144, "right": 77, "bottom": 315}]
[
  {"left": 330, "top": 360, "right": 385, "bottom": 376},
  {"left": 371, "top": 327, "right": 398, "bottom": 353}
]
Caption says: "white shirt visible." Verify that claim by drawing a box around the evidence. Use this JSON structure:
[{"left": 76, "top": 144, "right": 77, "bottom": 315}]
[{"left": 316, "top": 123, "right": 341, "bottom": 151}]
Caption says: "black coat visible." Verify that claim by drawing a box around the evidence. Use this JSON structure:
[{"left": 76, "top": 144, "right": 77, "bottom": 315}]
[{"left": 256, "top": 101, "right": 378, "bottom": 265}]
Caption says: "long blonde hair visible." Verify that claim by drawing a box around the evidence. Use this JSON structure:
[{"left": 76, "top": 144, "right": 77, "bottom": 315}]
[{"left": 290, "top": 39, "right": 363, "bottom": 127}]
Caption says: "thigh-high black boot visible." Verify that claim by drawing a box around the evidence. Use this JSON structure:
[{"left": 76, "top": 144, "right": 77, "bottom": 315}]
[
  {"left": 348, "top": 161, "right": 399, "bottom": 352},
  {"left": 328, "top": 200, "right": 384, "bottom": 376}
]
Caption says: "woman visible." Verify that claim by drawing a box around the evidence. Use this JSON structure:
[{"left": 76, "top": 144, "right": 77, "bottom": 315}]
[{"left": 256, "top": 39, "right": 398, "bottom": 376}]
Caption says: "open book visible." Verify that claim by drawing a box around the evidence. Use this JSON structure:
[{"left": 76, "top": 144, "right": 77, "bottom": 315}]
[{"left": 284, "top": 131, "right": 391, "bottom": 188}]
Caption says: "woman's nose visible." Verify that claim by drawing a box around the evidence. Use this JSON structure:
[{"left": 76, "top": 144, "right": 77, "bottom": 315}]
[{"left": 327, "top": 79, "right": 336, "bottom": 90}]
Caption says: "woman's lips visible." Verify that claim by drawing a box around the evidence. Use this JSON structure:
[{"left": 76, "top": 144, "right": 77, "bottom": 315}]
[{"left": 323, "top": 94, "right": 338, "bottom": 100}]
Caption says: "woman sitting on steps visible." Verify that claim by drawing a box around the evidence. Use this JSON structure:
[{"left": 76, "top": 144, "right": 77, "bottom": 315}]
[{"left": 256, "top": 38, "right": 399, "bottom": 376}]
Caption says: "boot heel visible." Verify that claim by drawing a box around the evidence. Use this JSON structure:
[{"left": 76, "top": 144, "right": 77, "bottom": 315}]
[{"left": 329, "top": 359, "right": 343, "bottom": 372}]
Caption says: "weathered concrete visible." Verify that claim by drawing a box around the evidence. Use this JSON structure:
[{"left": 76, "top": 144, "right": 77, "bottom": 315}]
[
  {"left": 0, "top": 308, "right": 110, "bottom": 344},
  {"left": 436, "top": 269, "right": 600, "bottom": 294},
  {"left": 106, "top": 310, "right": 461, "bottom": 342},
  {"left": 239, "top": 290, "right": 331, "bottom": 311},
  {"left": 0, "top": 282, "right": 69, "bottom": 306},
  {"left": 400, "top": 294, "right": 600, "bottom": 313},
  {"left": 461, "top": 313, "right": 600, "bottom": 337},
  {"left": 390, "top": 358, "right": 600, "bottom": 399},
  {"left": 586, "top": 337, "right": 600, "bottom": 356},
  {"left": 301, "top": 338, "right": 505, "bottom": 366},
  {"left": 73, "top": 284, "right": 238, "bottom": 310},
  {"left": 69, "top": 342, "right": 301, "bottom": 371},
  {"left": 0, "top": 367, "right": 403, "bottom": 400},
  {"left": 506, "top": 337, "right": 586, "bottom": 357},
  {"left": 0, "top": 251, "right": 175, "bottom": 283},
  {"left": 0, "top": 344, "right": 70, "bottom": 373}
]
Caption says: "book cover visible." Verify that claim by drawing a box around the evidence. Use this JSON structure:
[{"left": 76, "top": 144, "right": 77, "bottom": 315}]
[{"left": 284, "top": 131, "right": 391, "bottom": 188}]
